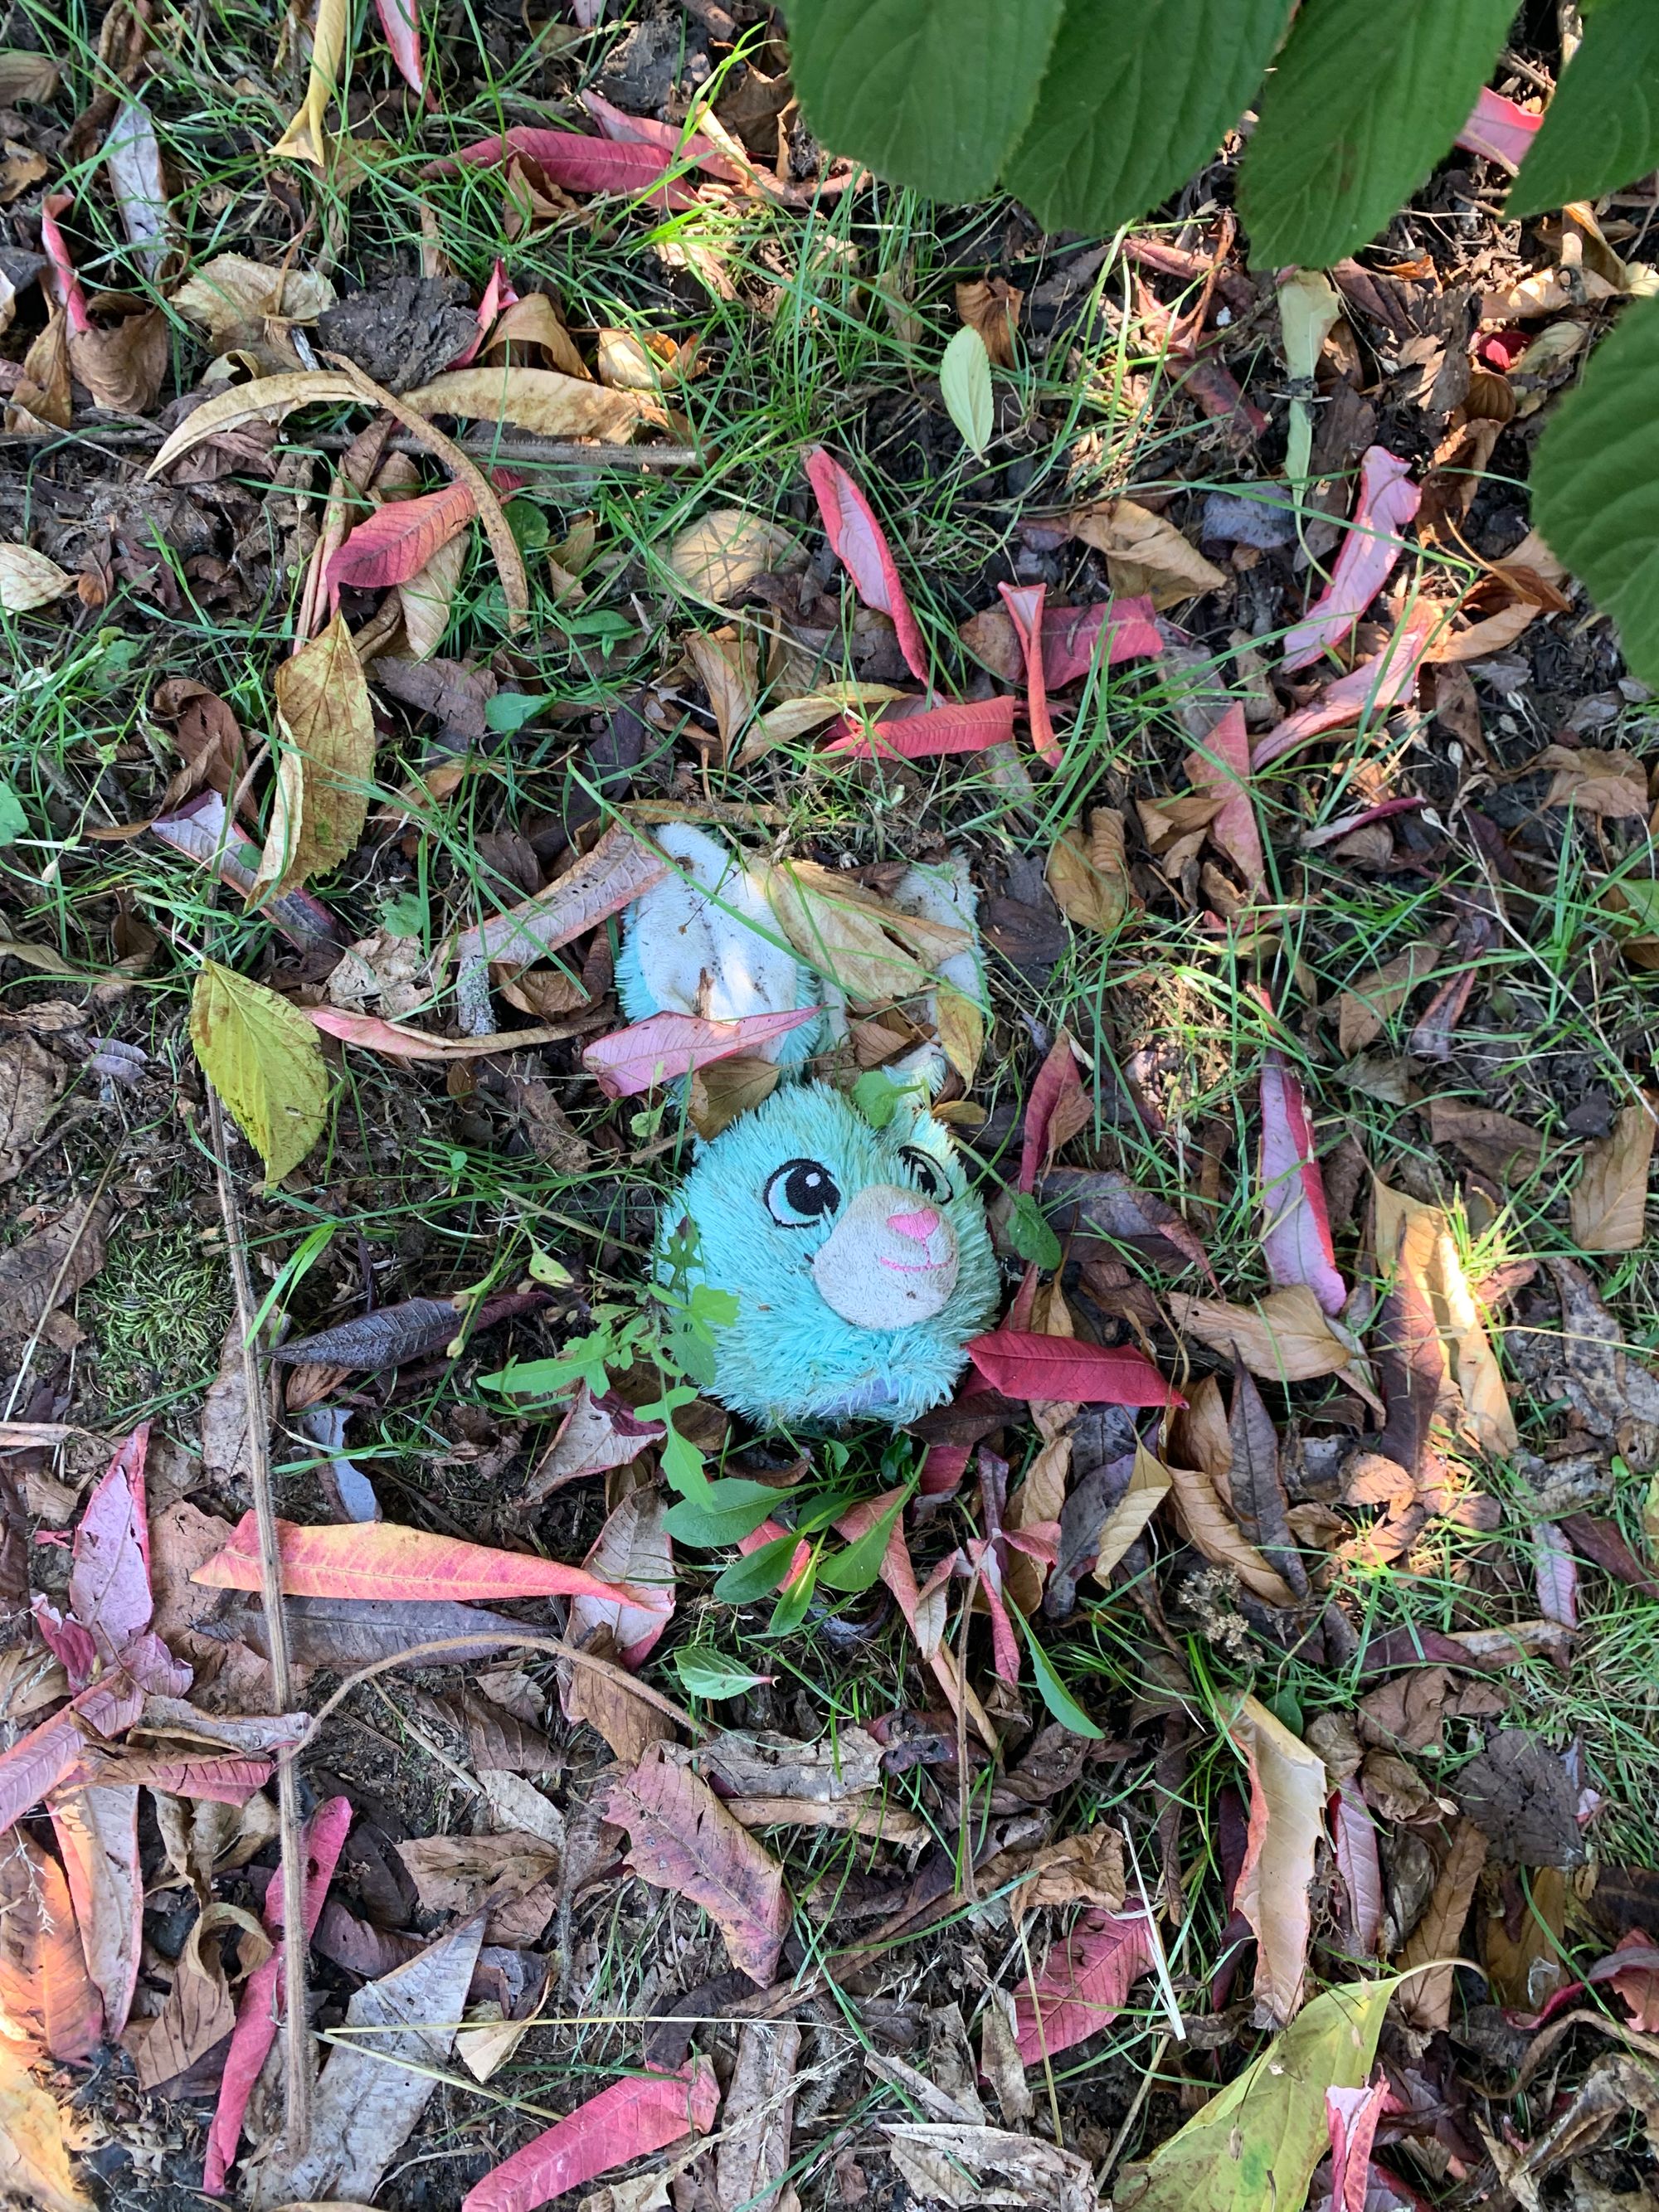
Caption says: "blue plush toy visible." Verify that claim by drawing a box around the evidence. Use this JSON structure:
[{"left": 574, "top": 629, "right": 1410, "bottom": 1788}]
[{"left": 662, "top": 1081, "right": 1001, "bottom": 1428}]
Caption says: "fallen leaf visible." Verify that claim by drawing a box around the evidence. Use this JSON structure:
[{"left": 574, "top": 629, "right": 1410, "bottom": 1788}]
[
  {"left": 251, "top": 615, "right": 376, "bottom": 901},
  {"left": 1571, "top": 1097, "right": 1656, "bottom": 1253},
  {"left": 1374, "top": 1183, "right": 1515, "bottom": 1454},
  {"left": 1337, "top": 936, "right": 1448, "bottom": 1054},
  {"left": 460, "top": 2059, "right": 719, "bottom": 2212},
  {"left": 455, "top": 820, "right": 667, "bottom": 967},
  {"left": 1284, "top": 448, "right": 1419, "bottom": 670},
  {"left": 48, "top": 1782, "right": 141, "bottom": 2040},
  {"left": 1162, "top": 1457, "right": 1299, "bottom": 1608},
  {"left": 582, "top": 1008, "right": 818, "bottom": 1098},
  {"left": 1046, "top": 810, "right": 1136, "bottom": 936},
  {"left": 69, "top": 1423, "right": 152, "bottom": 1662},
  {"left": 441, "top": 125, "right": 694, "bottom": 205},
  {"left": 0, "top": 2036, "right": 89, "bottom": 2212},
  {"left": 715, "top": 2022, "right": 798, "bottom": 2212},
  {"left": 684, "top": 630, "right": 758, "bottom": 757},
  {"left": 1611, "top": 1930, "right": 1659, "bottom": 2033},
  {"left": 1008, "top": 1825, "right": 1126, "bottom": 1927},
  {"left": 967, "top": 1330, "right": 1182, "bottom": 1408},
  {"left": 1117, "top": 1978, "right": 1402, "bottom": 2212},
  {"left": 1428, "top": 1097, "right": 1545, "bottom": 1183},
  {"left": 1456, "top": 1728, "right": 1584, "bottom": 1869},
  {"left": 956, "top": 276, "right": 1022, "bottom": 367},
  {"left": 805, "top": 447, "right": 929, "bottom": 683},
  {"left": 248, "top": 1914, "right": 487, "bottom": 2210},
  {"left": 306, "top": 1007, "right": 572, "bottom": 1060},
  {"left": 695, "top": 1727, "right": 883, "bottom": 1805},
  {"left": 1259, "top": 1046, "right": 1345, "bottom": 1315},
  {"left": 1018, "top": 1033, "right": 1090, "bottom": 1194},
  {"left": 1331, "top": 1777, "right": 1384, "bottom": 1957},
  {"left": 395, "top": 1834, "right": 559, "bottom": 1924},
  {"left": 606, "top": 1741, "right": 790, "bottom": 1985},
  {"left": 1538, "top": 745, "right": 1649, "bottom": 819},
  {"left": 1068, "top": 498, "right": 1228, "bottom": 607},
  {"left": 1254, "top": 600, "right": 1443, "bottom": 770},
  {"left": 270, "top": 0, "right": 348, "bottom": 163},
  {"left": 172, "top": 255, "right": 337, "bottom": 351},
  {"left": 327, "top": 481, "right": 475, "bottom": 595},
  {"left": 1228, "top": 1365, "right": 1309, "bottom": 1600},
  {"left": 69, "top": 309, "right": 168, "bottom": 412},
  {"left": 192, "top": 1512, "right": 645, "bottom": 1608},
  {"left": 567, "top": 1488, "right": 674, "bottom": 1670},
  {"left": 887, "top": 2124, "right": 1093, "bottom": 2212},
  {"left": 0, "top": 1037, "right": 59, "bottom": 1182},
  {"left": 189, "top": 960, "right": 331, "bottom": 1184},
  {"left": 1227, "top": 1694, "right": 1326, "bottom": 2025},
  {"left": 1458, "top": 83, "right": 1541, "bottom": 170},
  {"left": 124, "top": 1899, "right": 255, "bottom": 2090},
  {"left": 523, "top": 1387, "right": 664, "bottom": 1505},
  {"left": 0, "top": 1827, "right": 100, "bottom": 2059},
  {"left": 822, "top": 694, "right": 1017, "bottom": 760},
  {"left": 1013, "top": 1907, "right": 1156, "bottom": 2064},
  {"left": 1324, "top": 2079, "right": 1390, "bottom": 2212},
  {"left": 1398, "top": 1819, "right": 1487, "bottom": 2031},
  {"left": 0, "top": 539, "right": 72, "bottom": 617},
  {"left": 1186, "top": 705, "right": 1266, "bottom": 897},
  {"left": 399, "top": 366, "right": 658, "bottom": 441},
  {"left": 1170, "top": 1285, "right": 1360, "bottom": 1383},
  {"left": 670, "top": 509, "right": 801, "bottom": 603},
  {"left": 1089, "top": 1444, "right": 1172, "bottom": 1585},
  {"left": 375, "top": 0, "right": 423, "bottom": 95},
  {"left": 0, "top": 51, "right": 60, "bottom": 100},
  {"left": 764, "top": 857, "right": 965, "bottom": 1009}
]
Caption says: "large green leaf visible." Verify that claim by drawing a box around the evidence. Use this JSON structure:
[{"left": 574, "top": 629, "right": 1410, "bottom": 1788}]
[
  {"left": 784, "top": 0, "right": 1065, "bottom": 202},
  {"left": 1533, "top": 296, "right": 1659, "bottom": 691},
  {"left": 189, "top": 960, "right": 331, "bottom": 1186},
  {"left": 1117, "top": 1976, "right": 1401, "bottom": 2212},
  {"left": 1005, "top": 0, "right": 1294, "bottom": 237},
  {"left": 1511, "top": 0, "right": 1659, "bottom": 218},
  {"left": 1238, "top": 0, "right": 1515, "bottom": 269}
]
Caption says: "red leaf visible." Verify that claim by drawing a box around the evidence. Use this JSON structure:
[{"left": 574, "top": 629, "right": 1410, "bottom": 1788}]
[
  {"left": 373, "top": 0, "right": 425, "bottom": 98},
  {"left": 305, "top": 1006, "right": 571, "bottom": 1059},
  {"left": 40, "top": 191, "right": 90, "bottom": 336},
  {"left": 1042, "top": 595, "right": 1163, "bottom": 683},
  {"left": 1258, "top": 1047, "right": 1345, "bottom": 1316},
  {"left": 1019, "top": 1033, "right": 1087, "bottom": 1194},
  {"left": 739, "top": 1517, "right": 813, "bottom": 1591},
  {"left": 32, "top": 1597, "right": 96, "bottom": 1688},
  {"left": 70, "top": 1421, "right": 153, "bottom": 1661},
  {"left": 450, "top": 256, "right": 518, "bottom": 367},
  {"left": 1610, "top": 1930, "right": 1659, "bottom": 2032},
  {"left": 582, "top": 1007, "right": 818, "bottom": 1099},
  {"left": 822, "top": 693, "right": 1016, "bottom": 761},
  {"left": 1185, "top": 703, "right": 1266, "bottom": 899},
  {"left": 438, "top": 129, "right": 698, "bottom": 208},
  {"left": 1326, "top": 2079, "right": 1390, "bottom": 2212},
  {"left": 202, "top": 1795, "right": 353, "bottom": 2194},
  {"left": 1457, "top": 85, "right": 1540, "bottom": 173},
  {"left": 804, "top": 447, "right": 930, "bottom": 683},
  {"left": 1332, "top": 1777, "right": 1384, "bottom": 1957},
  {"left": 967, "top": 1330, "right": 1183, "bottom": 1408},
  {"left": 1558, "top": 1511, "right": 1659, "bottom": 1601},
  {"left": 1253, "top": 600, "right": 1441, "bottom": 770},
  {"left": 580, "top": 87, "right": 742, "bottom": 182},
  {"left": 326, "top": 480, "right": 475, "bottom": 595},
  {"left": 0, "top": 1673, "right": 144, "bottom": 1845},
  {"left": 190, "top": 1512, "right": 649, "bottom": 1608},
  {"left": 999, "top": 582, "right": 1059, "bottom": 766},
  {"left": 1013, "top": 1907, "right": 1156, "bottom": 2064},
  {"left": 606, "top": 1743, "right": 791, "bottom": 1985},
  {"left": 461, "top": 2058, "right": 720, "bottom": 2212},
  {"left": 1283, "top": 447, "right": 1419, "bottom": 672}
]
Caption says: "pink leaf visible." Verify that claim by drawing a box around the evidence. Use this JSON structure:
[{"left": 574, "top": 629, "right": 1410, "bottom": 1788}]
[
  {"left": 1186, "top": 703, "right": 1266, "bottom": 898},
  {"left": 999, "top": 582, "right": 1059, "bottom": 766},
  {"left": 436, "top": 128, "right": 698, "bottom": 208},
  {"left": 920, "top": 1441, "right": 971, "bottom": 1498},
  {"left": 582, "top": 1007, "right": 818, "bottom": 1099},
  {"left": 70, "top": 1422, "right": 153, "bottom": 1661},
  {"left": 326, "top": 480, "right": 476, "bottom": 595},
  {"left": 1533, "top": 1522, "right": 1579, "bottom": 1628},
  {"left": 449, "top": 256, "right": 519, "bottom": 368},
  {"left": 1259, "top": 1048, "right": 1345, "bottom": 1315},
  {"left": 579, "top": 88, "right": 742, "bottom": 182},
  {"left": 82, "top": 1753, "right": 273, "bottom": 1802},
  {"left": 202, "top": 1795, "right": 353, "bottom": 2194},
  {"left": 1611, "top": 1930, "right": 1659, "bottom": 2032},
  {"left": 568, "top": 1488, "right": 674, "bottom": 1669},
  {"left": 461, "top": 2058, "right": 720, "bottom": 2212},
  {"left": 0, "top": 1675, "right": 144, "bottom": 1845},
  {"left": 606, "top": 1744, "right": 791, "bottom": 1984},
  {"left": 32, "top": 1597, "right": 96, "bottom": 1688},
  {"left": 1332, "top": 1778, "right": 1384, "bottom": 1957},
  {"left": 305, "top": 1006, "right": 571, "bottom": 1059},
  {"left": 967, "top": 1330, "right": 1184, "bottom": 1408},
  {"left": 190, "top": 1511, "right": 651, "bottom": 1608},
  {"left": 1041, "top": 595, "right": 1163, "bottom": 683},
  {"left": 1254, "top": 600, "right": 1442, "bottom": 769},
  {"left": 47, "top": 1781, "right": 141, "bottom": 2039},
  {"left": 823, "top": 693, "right": 1016, "bottom": 761},
  {"left": 804, "top": 447, "right": 930, "bottom": 684},
  {"left": 115, "top": 1629, "right": 193, "bottom": 1695},
  {"left": 835, "top": 1487, "right": 919, "bottom": 1629},
  {"left": 1019, "top": 1033, "right": 1087, "bottom": 1194},
  {"left": 738, "top": 1517, "right": 814, "bottom": 1591},
  {"left": 1326, "top": 2080, "right": 1390, "bottom": 2212},
  {"left": 1283, "top": 449, "right": 1420, "bottom": 671},
  {"left": 1014, "top": 1907, "right": 1157, "bottom": 2064},
  {"left": 1457, "top": 85, "right": 1541, "bottom": 173},
  {"left": 40, "top": 192, "right": 91, "bottom": 335},
  {"left": 977, "top": 1557, "right": 1022, "bottom": 1684},
  {"left": 150, "top": 789, "right": 343, "bottom": 955},
  {"left": 373, "top": 0, "right": 425, "bottom": 98}
]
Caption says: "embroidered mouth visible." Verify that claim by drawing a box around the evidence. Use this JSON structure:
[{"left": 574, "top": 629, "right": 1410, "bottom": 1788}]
[{"left": 877, "top": 1254, "right": 944, "bottom": 1275}]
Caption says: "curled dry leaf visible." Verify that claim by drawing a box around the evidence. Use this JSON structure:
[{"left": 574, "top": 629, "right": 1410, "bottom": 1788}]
[
  {"left": 1068, "top": 498, "right": 1228, "bottom": 607},
  {"left": 1570, "top": 1096, "right": 1656, "bottom": 1254},
  {"left": 148, "top": 374, "right": 363, "bottom": 478},
  {"left": 1047, "top": 809, "right": 1136, "bottom": 936},
  {"left": 270, "top": 0, "right": 348, "bottom": 163},
  {"left": 1226, "top": 1694, "right": 1326, "bottom": 2026},
  {"left": 1374, "top": 1182, "right": 1515, "bottom": 1454},
  {"left": 171, "top": 253, "right": 337, "bottom": 348},
  {"left": 606, "top": 1742, "right": 790, "bottom": 1985},
  {"left": 956, "top": 275, "right": 1022, "bottom": 367},
  {"left": 0, "top": 543, "right": 74, "bottom": 610},
  {"left": 307, "top": 1006, "right": 572, "bottom": 1060},
  {"left": 765, "top": 857, "right": 967, "bottom": 1009},
  {"left": 1008, "top": 1824, "right": 1126, "bottom": 1926},
  {"left": 1398, "top": 1819, "right": 1487, "bottom": 2032},
  {"left": 1169, "top": 1285, "right": 1360, "bottom": 1383}
]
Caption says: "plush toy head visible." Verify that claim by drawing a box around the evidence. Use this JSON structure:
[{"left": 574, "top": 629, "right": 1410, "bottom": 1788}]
[{"left": 661, "top": 1082, "right": 1001, "bottom": 1429}]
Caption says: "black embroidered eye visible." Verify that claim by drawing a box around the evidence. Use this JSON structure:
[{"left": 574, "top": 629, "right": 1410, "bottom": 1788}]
[
  {"left": 765, "top": 1159, "right": 841, "bottom": 1226},
  {"left": 898, "top": 1146, "right": 951, "bottom": 1204}
]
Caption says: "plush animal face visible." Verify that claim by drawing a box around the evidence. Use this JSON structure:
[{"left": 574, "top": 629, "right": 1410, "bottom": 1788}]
[{"left": 662, "top": 1082, "right": 1001, "bottom": 1429}]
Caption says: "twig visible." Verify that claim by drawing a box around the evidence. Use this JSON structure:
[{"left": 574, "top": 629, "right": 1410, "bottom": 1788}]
[
  {"left": 0, "top": 1157, "right": 117, "bottom": 1423},
  {"left": 206, "top": 1086, "right": 312, "bottom": 2158},
  {"left": 0, "top": 424, "right": 702, "bottom": 469}
]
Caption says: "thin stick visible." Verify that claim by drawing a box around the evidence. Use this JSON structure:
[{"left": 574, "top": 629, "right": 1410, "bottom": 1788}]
[
  {"left": 0, "top": 1156, "right": 116, "bottom": 1422},
  {"left": 206, "top": 1087, "right": 311, "bottom": 2156}
]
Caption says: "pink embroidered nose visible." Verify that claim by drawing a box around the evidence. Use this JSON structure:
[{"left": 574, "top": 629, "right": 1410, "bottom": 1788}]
[{"left": 887, "top": 1207, "right": 940, "bottom": 1245}]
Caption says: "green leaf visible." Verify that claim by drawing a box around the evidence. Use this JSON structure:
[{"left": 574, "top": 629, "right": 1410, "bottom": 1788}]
[
  {"left": 189, "top": 959, "right": 330, "bottom": 1186},
  {"left": 662, "top": 1482, "right": 785, "bottom": 1547},
  {"left": 0, "top": 780, "right": 27, "bottom": 845},
  {"left": 484, "top": 690, "right": 549, "bottom": 734},
  {"left": 672, "top": 1645, "right": 771, "bottom": 1699},
  {"left": 784, "top": 0, "right": 1066, "bottom": 202},
  {"left": 1238, "top": 0, "right": 1514, "bottom": 269},
  {"left": 713, "top": 1533, "right": 800, "bottom": 1603},
  {"left": 1006, "top": 1189, "right": 1062, "bottom": 1270},
  {"left": 657, "top": 1421, "right": 715, "bottom": 1505},
  {"left": 766, "top": 1557, "right": 819, "bottom": 1636},
  {"left": 1117, "top": 1976, "right": 1401, "bottom": 2212},
  {"left": 940, "top": 325, "right": 993, "bottom": 455},
  {"left": 1005, "top": 0, "right": 1295, "bottom": 237},
  {"left": 1014, "top": 1610, "right": 1103, "bottom": 1738},
  {"left": 1512, "top": 0, "right": 1659, "bottom": 217},
  {"left": 1533, "top": 297, "right": 1659, "bottom": 691},
  {"left": 1608, "top": 877, "right": 1659, "bottom": 935},
  {"left": 818, "top": 1500, "right": 904, "bottom": 1592}
]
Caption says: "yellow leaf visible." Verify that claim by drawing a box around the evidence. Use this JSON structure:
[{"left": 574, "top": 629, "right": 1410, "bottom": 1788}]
[
  {"left": 764, "top": 858, "right": 969, "bottom": 1011},
  {"left": 1374, "top": 1183, "right": 1515, "bottom": 1453},
  {"left": 189, "top": 960, "right": 330, "bottom": 1184},
  {"left": 0, "top": 2038, "right": 88, "bottom": 2212},
  {"left": 1092, "top": 1444, "right": 1173, "bottom": 1582},
  {"left": 933, "top": 984, "right": 983, "bottom": 1085},
  {"left": 145, "top": 370, "right": 362, "bottom": 479},
  {"left": 1046, "top": 816, "right": 1134, "bottom": 936},
  {"left": 270, "top": 0, "right": 351, "bottom": 168},
  {"left": 400, "top": 366, "right": 659, "bottom": 443},
  {"left": 1169, "top": 1285, "right": 1362, "bottom": 1384},
  {"left": 170, "top": 254, "right": 337, "bottom": 348},
  {"left": 251, "top": 615, "right": 374, "bottom": 901},
  {"left": 397, "top": 534, "right": 466, "bottom": 663},
  {"left": 684, "top": 630, "right": 760, "bottom": 761}
]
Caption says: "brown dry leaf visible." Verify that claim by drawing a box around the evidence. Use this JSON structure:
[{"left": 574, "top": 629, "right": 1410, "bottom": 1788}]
[
  {"left": 1227, "top": 1694, "right": 1327, "bottom": 2027},
  {"left": 1537, "top": 746, "right": 1649, "bottom": 819},
  {"left": 0, "top": 1037, "right": 60, "bottom": 1180},
  {"left": 1046, "top": 814, "right": 1136, "bottom": 936},
  {"left": 596, "top": 327, "right": 687, "bottom": 391},
  {"left": 398, "top": 533, "right": 466, "bottom": 663},
  {"left": 671, "top": 508, "right": 802, "bottom": 603},
  {"left": 125, "top": 1901, "right": 264, "bottom": 2090},
  {"left": 1168, "top": 1285, "right": 1360, "bottom": 1383},
  {"left": 1091, "top": 1445, "right": 1171, "bottom": 1583},
  {"left": 1428, "top": 1098, "right": 1545, "bottom": 1183},
  {"left": 1480, "top": 1864, "right": 1569, "bottom": 2015},
  {"left": 1228, "top": 1363, "right": 1310, "bottom": 1601},
  {"left": 1571, "top": 1097, "right": 1656, "bottom": 1254},
  {"left": 0, "top": 1192, "right": 112, "bottom": 1348},
  {"left": 716, "top": 2021, "right": 800, "bottom": 2212},
  {"left": 606, "top": 1741, "right": 790, "bottom": 1984},
  {"left": 394, "top": 1835, "right": 559, "bottom": 1944},
  {"left": 684, "top": 628, "right": 759, "bottom": 759},
  {"left": 0, "top": 2036, "right": 89, "bottom": 2212},
  {"left": 1398, "top": 1818, "right": 1487, "bottom": 2030},
  {"left": 1008, "top": 1826, "right": 1126, "bottom": 1927},
  {"left": 1162, "top": 1455, "right": 1298, "bottom": 1607},
  {"left": 402, "top": 366, "right": 660, "bottom": 442},
  {"left": 69, "top": 311, "right": 168, "bottom": 412},
  {"left": 0, "top": 141, "right": 46, "bottom": 200},
  {"left": 145, "top": 369, "right": 362, "bottom": 475},
  {"left": 0, "top": 1830, "right": 100, "bottom": 2059},
  {"left": 1337, "top": 936, "right": 1447, "bottom": 1053},
  {"left": 766, "top": 858, "right": 968, "bottom": 1009},
  {"left": 1068, "top": 498, "right": 1228, "bottom": 607},
  {"left": 171, "top": 253, "right": 337, "bottom": 352},
  {"left": 1171, "top": 1374, "right": 1233, "bottom": 1497},
  {"left": 484, "top": 292, "right": 590, "bottom": 379},
  {"left": 7, "top": 309, "right": 71, "bottom": 432},
  {"left": 0, "top": 543, "right": 74, "bottom": 612},
  {"left": 689, "top": 1052, "right": 781, "bottom": 1139},
  {"left": 956, "top": 277, "right": 1022, "bottom": 367},
  {"left": 0, "top": 51, "right": 59, "bottom": 100},
  {"left": 251, "top": 614, "right": 376, "bottom": 901},
  {"left": 1374, "top": 1183, "right": 1515, "bottom": 1453},
  {"left": 697, "top": 1728, "right": 883, "bottom": 1804},
  {"left": 886, "top": 2125, "right": 1096, "bottom": 2212}
]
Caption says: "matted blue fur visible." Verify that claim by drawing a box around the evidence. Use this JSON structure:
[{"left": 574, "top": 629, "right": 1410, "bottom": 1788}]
[{"left": 661, "top": 1082, "right": 1000, "bottom": 1428}]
